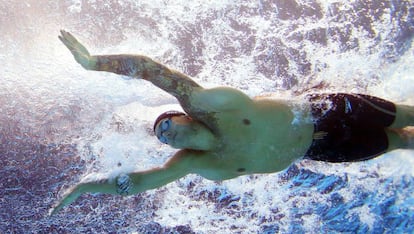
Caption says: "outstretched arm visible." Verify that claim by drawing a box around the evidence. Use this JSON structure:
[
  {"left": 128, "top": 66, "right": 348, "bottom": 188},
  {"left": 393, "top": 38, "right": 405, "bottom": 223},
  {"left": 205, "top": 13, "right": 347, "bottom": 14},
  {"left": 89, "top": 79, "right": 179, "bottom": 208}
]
[
  {"left": 59, "top": 30, "right": 202, "bottom": 109},
  {"left": 49, "top": 150, "right": 198, "bottom": 215}
]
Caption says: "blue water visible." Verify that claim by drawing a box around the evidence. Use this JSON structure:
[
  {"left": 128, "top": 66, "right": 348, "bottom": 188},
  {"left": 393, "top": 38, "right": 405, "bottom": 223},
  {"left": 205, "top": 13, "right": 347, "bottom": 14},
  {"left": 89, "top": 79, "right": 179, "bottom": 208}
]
[{"left": 1, "top": 0, "right": 413, "bottom": 233}]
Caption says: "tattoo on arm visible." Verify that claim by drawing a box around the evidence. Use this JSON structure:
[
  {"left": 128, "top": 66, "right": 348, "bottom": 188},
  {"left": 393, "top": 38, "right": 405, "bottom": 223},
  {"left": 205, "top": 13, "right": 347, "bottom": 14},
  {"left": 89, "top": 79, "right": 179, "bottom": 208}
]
[
  {"left": 94, "top": 55, "right": 138, "bottom": 76},
  {"left": 116, "top": 173, "right": 133, "bottom": 195},
  {"left": 93, "top": 55, "right": 201, "bottom": 107}
]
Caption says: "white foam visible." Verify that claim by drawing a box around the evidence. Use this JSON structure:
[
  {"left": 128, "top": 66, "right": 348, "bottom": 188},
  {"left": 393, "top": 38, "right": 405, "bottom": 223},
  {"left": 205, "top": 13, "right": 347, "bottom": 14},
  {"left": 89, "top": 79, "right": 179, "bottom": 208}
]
[{"left": 1, "top": 0, "right": 413, "bottom": 233}]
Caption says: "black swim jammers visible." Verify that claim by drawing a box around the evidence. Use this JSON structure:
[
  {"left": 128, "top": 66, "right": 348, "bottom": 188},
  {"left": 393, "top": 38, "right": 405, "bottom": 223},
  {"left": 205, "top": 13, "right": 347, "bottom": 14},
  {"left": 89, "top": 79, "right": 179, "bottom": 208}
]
[{"left": 304, "top": 93, "right": 396, "bottom": 162}]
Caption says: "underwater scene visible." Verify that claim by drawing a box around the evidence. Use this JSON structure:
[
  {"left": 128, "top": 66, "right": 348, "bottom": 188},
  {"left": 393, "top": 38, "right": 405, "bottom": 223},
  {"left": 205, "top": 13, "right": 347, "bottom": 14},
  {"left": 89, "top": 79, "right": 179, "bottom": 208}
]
[{"left": 1, "top": 0, "right": 413, "bottom": 233}]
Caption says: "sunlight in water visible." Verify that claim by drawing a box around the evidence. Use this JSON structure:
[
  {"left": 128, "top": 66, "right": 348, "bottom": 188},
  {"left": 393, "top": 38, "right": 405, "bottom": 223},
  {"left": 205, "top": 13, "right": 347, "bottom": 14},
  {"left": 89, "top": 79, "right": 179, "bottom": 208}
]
[{"left": 0, "top": 0, "right": 413, "bottom": 233}]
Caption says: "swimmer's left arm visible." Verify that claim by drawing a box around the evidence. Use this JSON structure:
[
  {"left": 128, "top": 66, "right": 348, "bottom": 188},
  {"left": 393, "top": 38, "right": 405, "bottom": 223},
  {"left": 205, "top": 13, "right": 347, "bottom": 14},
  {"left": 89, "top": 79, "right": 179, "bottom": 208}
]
[
  {"left": 49, "top": 150, "right": 196, "bottom": 215},
  {"left": 49, "top": 178, "right": 117, "bottom": 216},
  {"left": 125, "top": 150, "right": 197, "bottom": 194}
]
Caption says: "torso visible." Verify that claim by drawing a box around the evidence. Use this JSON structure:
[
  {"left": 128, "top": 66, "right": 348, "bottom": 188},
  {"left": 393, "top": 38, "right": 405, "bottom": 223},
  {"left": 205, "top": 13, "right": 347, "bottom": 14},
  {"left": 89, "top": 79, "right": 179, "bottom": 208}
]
[{"left": 192, "top": 94, "right": 314, "bottom": 180}]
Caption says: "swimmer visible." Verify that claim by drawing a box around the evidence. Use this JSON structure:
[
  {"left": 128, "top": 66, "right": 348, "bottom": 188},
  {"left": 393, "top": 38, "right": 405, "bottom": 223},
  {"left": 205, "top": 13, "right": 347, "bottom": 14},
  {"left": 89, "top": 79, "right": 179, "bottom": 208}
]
[{"left": 50, "top": 30, "right": 414, "bottom": 215}]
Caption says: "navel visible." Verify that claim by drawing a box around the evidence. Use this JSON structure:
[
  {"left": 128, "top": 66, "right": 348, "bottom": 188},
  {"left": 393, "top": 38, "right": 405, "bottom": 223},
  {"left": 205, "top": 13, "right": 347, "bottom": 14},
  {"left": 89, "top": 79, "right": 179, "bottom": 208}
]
[{"left": 242, "top": 119, "right": 251, "bottom": 125}]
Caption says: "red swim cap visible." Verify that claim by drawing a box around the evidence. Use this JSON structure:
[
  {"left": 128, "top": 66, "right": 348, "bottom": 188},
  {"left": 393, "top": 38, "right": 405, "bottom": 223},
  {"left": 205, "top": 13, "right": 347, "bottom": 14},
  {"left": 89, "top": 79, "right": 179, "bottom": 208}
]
[{"left": 153, "top": 111, "right": 186, "bottom": 132}]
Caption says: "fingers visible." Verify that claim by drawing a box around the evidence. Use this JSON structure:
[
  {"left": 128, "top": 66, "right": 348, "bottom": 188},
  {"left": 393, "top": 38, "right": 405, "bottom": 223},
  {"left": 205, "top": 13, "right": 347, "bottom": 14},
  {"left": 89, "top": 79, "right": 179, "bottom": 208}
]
[
  {"left": 59, "top": 31, "right": 75, "bottom": 51},
  {"left": 48, "top": 184, "right": 81, "bottom": 216},
  {"left": 59, "top": 30, "right": 77, "bottom": 44},
  {"left": 48, "top": 202, "right": 64, "bottom": 216},
  {"left": 58, "top": 30, "right": 77, "bottom": 51},
  {"left": 58, "top": 30, "right": 91, "bottom": 65},
  {"left": 58, "top": 30, "right": 82, "bottom": 50},
  {"left": 60, "top": 30, "right": 79, "bottom": 45},
  {"left": 49, "top": 192, "right": 72, "bottom": 216}
]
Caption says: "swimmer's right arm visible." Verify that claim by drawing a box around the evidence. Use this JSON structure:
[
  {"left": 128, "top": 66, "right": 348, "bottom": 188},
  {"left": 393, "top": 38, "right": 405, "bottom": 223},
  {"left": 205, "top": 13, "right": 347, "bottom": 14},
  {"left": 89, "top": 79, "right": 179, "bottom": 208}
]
[{"left": 59, "top": 30, "right": 202, "bottom": 109}]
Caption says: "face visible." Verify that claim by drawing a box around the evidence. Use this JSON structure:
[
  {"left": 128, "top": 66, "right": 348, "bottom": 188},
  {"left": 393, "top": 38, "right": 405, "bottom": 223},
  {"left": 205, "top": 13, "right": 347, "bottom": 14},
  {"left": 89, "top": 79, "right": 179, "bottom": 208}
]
[{"left": 154, "top": 115, "right": 194, "bottom": 148}]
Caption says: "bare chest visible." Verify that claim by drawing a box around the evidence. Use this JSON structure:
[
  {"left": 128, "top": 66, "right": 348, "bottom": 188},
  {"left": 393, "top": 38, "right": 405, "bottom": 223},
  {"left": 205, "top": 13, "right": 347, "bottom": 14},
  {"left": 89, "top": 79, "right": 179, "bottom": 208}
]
[{"left": 212, "top": 107, "right": 314, "bottom": 173}]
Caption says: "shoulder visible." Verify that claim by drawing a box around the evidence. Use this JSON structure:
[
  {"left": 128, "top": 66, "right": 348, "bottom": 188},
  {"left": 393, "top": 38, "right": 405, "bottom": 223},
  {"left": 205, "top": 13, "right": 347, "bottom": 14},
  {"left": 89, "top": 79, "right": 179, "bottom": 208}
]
[{"left": 191, "top": 87, "right": 253, "bottom": 112}]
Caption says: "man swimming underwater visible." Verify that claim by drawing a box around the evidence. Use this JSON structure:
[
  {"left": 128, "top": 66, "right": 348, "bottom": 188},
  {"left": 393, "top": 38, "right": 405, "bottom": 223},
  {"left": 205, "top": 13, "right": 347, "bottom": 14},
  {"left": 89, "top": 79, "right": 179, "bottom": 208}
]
[{"left": 50, "top": 30, "right": 414, "bottom": 215}]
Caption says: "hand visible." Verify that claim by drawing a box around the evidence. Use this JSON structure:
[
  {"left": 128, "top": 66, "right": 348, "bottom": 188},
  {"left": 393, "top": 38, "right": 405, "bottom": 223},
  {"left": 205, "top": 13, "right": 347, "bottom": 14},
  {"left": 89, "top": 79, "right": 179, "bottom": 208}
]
[
  {"left": 59, "top": 30, "right": 95, "bottom": 69},
  {"left": 49, "top": 183, "right": 84, "bottom": 216},
  {"left": 49, "top": 174, "right": 131, "bottom": 215}
]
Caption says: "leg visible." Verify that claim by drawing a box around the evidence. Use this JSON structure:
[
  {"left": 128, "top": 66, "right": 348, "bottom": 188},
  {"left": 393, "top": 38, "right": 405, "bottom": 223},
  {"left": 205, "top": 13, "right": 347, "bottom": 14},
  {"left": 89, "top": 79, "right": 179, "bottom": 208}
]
[
  {"left": 390, "top": 104, "right": 414, "bottom": 128},
  {"left": 386, "top": 129, "right": 407, "bottom": 151},
  {"left": 386, "top": 127, "right": 414, "bottom": 150}
]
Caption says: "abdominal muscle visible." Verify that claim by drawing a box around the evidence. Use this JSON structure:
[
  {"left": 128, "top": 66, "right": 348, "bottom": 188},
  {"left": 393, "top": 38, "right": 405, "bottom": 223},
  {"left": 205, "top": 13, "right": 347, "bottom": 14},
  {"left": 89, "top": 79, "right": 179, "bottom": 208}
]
[
  {"left": 193, "top": 96, "right": 315, "bottom": 180},
  {"left": 235, "top": 125, "right": 314, "bottom": 174},
  {"left": 240, "top": 100, "right": 314, "bottom": 173},
  {"left": 196, "top": 117, "right": 314, "bottom": 179},
  {"left": 194, "top": 134, "right": 313, "bottom": 181}
]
